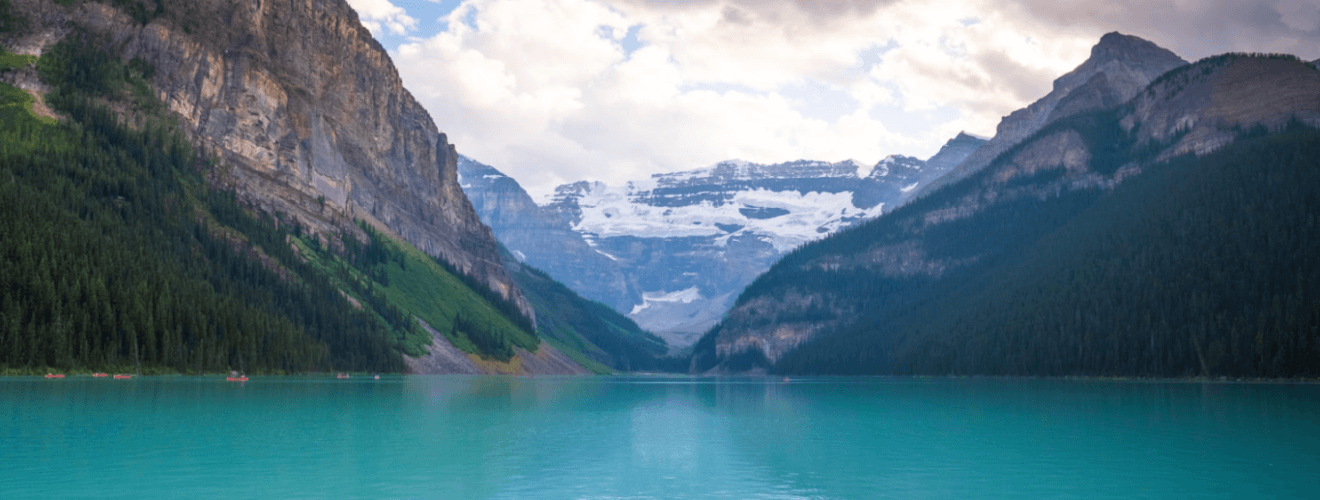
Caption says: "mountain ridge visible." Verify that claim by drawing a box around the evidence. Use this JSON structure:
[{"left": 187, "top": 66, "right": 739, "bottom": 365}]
[
  {"left": 919, "top": 32, "right": 1187, "bottom": 196},
  {"left": 692, "top": 37, "right": 1320, "bottom": 376}
]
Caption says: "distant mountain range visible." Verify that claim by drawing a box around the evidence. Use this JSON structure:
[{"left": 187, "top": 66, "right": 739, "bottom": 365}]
[
  {"left": 459, "top": 133, "right": 985, "bottom": 345},
  {"left": 17, "top": 0, "right": 1314, "bottom": 379},
  {"left": 691, "top": 33, "right": 1320, "bottom": 378}
]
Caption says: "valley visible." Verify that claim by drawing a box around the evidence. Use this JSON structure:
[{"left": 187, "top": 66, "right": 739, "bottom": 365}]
[{"left": 1, "top": 0, "right": 1318, "bottom": 380}]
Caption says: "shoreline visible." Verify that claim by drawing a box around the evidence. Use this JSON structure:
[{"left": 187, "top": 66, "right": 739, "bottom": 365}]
[{"left": 3, "top": 370, "right": 1317, "bottom": 384}]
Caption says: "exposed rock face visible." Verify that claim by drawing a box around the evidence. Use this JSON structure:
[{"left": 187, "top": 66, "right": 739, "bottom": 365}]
[
  {"left": 713, "top": 289, "right": 848, "bottom": 366},
  {"left": 404, "top": 320, "right": 486, "bottom": 375},
  {"left": 9, "top": 0, "right": 533, "bottom": 322},
  {"left": 405, "top": 319, "right": 588, "bottom": 375},
  {"left": 901, "top": 132, "right": 987, "bottom": 205},
  {"left": 458, "top": 156, "right": 638, "bottom": 313},
  {"left": 700, "top": 39, "right": 1320, "bottom": 374},
  {"left": 458, "top": 135, "right": 983, "bottom": 347},
  {"left": 921, "top": 32, "right": 1186, "bottom": 195},
  {"left": 1122, "top": 54, "right": 1320, "bottom": 160}
]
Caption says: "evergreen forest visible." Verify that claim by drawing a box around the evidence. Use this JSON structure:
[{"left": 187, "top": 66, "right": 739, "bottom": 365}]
[
  {"left": 502, "top": 250, "right": 679, "bottom": 373},
  {"left": 718, "top": 123, "right": 1320, "bottom": 378}
]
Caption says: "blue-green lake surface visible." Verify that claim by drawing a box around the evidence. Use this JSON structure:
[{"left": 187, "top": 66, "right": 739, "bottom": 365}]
[{"left": 3, "top": 376, "right": 1317, "bottom": 499}]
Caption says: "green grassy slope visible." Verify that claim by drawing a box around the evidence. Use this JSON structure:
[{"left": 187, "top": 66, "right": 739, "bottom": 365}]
[
  {"left": 288, "top": 222, "right": 539, "bottom": 362},
  {"left": 502, "top": 249, "right": 673, "bottom": 373}
]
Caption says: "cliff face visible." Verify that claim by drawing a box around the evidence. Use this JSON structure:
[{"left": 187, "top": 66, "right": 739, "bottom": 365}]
[
  {"left": 1122, "top": 54, "right": 1320, "bottom": 160},
  {"left": 920, "top": 32, "right": 1186, "bottom": 195},
  {"left": 8, "top": 0, "right": 532, "bottom": 321},
  {"left": 458, "top": 156, "right": 638, "bottom": 314}
]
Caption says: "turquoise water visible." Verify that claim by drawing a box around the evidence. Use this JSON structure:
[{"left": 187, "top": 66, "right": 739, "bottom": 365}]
[{"left": 2, "top": 376, "right": 1317, "bottom": 499}]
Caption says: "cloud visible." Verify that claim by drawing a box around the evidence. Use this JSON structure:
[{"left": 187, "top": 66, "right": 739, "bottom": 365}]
[
  {"left": 345, "top": 0, "right": 419, "bottom": 36},
  {"left": 378, "top": 0, "right": 1320, "bottom": 199},
  {"left": 995, "top": 0, "right": 1320, "bottom": 61}
]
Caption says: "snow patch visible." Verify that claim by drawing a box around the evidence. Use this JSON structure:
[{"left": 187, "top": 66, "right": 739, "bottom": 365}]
[
  {"left": 848, "top": 158, "right": 872, "bottom": 178},
  {"left": 900, "top": 182, "right": 920, "bottom": 193},
  {"left": 629, "top": 286, "right": 704, "bottom": 315}
]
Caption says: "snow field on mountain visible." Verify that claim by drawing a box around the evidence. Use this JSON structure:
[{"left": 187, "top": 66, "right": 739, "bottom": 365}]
[
  {"left": 571, "top": 184, "right": 883, "bottom": 252},
  {"left": 629, "top": 286, "right": 704, "bottom": 315}
]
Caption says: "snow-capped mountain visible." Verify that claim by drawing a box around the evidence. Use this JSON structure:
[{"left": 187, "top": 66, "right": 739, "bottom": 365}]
[
  {"left": 457, "top": 156, "right": 640, "bottom": 314},
  {"left": 459, "top": 133, "right": 986, "bottom": 346}
]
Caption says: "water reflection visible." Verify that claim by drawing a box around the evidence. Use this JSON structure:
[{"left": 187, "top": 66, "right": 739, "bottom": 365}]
[{"left": 2, "top": 376, "right": 1317, "bottom": 499}]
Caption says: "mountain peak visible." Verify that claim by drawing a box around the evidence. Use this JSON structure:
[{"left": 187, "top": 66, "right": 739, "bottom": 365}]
[
  {"left": 1090, "top": 32, "right": 1184, "bottom": 67},
  {"left": 1053, "top": 32, "right": 1186, "bottom": 94},
  {"left": 922, "top": 33, "right": 1185, "bottom": 194},
  {"left": 955, "top": 131, "right": 990, "bottom": 142}
]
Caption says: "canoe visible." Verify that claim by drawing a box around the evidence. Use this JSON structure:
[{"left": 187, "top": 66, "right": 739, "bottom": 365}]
[
  {"left": 113, "top": 374, "right": 132, "bottom": 379},
  {"left": 92, "top": 373, "right": 108, "bottom": 377},
  {"left": 44, "top": 374, "right": 64, "bottom": 379},
  {"left": 226, "top": 377, "right": 249, "bottom": 382}
]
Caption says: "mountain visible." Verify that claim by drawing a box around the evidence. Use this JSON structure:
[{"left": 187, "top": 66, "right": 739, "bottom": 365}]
[
  {"left": 499, "top": 248, "right": 678, "bottom": 373},
  {"left": 692, "top": 42, "right": 1320, "bottom": 377},
  {"left": 0, "top": 0, "right": 584, "bottom": 374},
  {"left": 458, "top": 135, "right": 984, "bottom": 346},
  {"left": 458, "top": 156, "right": 639, "bottom": 313},
  {"left": 919, "top": 33, "right": 1187, "bottom": 196},
  {"left": 19, "top": 0, "right": 531, "bottom": 320},
  {"left": 456, "top": 159, "right": 686, "bottom": 371}
]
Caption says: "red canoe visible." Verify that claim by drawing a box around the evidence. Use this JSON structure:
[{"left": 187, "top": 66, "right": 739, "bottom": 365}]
[
  {"left": 44, "top": 374, "right": 64, "bottom": 379},
  {"left": 226, "top": 377, "right": 249, "bottom": 382},
  {"left": 113, "top": 374, "right": 132, "bottom": 379},
  {"left": 92, "top": 373, "right": 108, "bottom": 377}
]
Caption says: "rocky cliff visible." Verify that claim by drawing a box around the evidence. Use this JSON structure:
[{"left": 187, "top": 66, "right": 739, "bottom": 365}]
[
  {"left": 1122, "top": 53, "right": 1320, "bottom": 159},
  {"left": 458, "top": 156, "right": 639, "bottom": 313},
  {"left": 920, "top": 32, "right": 1186, "bottom": 195},
  {"left": 5, "top": 0, "right": 533, "bottom": 322}
]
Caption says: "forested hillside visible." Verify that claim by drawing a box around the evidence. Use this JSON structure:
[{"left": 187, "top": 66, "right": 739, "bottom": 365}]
[
  {"left": 691, "top": 50, "right": 1320, "bottom": 379},
  {"left": 501, "top": 250, "right": 678, "bottom": 373},
  {"left": 0, "top": 32, "right": 538, "bottom": 375},
  {"left": 700, "top": 124, "right": 1320, "bottom": 378}
]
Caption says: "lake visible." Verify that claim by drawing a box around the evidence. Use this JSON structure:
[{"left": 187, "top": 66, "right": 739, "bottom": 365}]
[{"left": 2, "top": 376, "right": 1317, "bottom": 499}]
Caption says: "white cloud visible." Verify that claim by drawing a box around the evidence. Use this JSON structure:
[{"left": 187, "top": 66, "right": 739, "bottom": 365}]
[
  {"left": 375, "top": 0, "right": 1319, "bottom": 199},
  {"left": 345, "top": 0, "right": 418, "bottom": 36}
]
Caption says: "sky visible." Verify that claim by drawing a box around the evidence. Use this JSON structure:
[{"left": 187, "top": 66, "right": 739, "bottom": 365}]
[{"left": 345, "top": 0, "right": 1320, "bottom": 200}]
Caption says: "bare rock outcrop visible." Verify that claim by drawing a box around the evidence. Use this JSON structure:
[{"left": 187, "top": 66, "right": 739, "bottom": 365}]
[
  {"left": 1122, "top": 54, "right": 1320, "bottom": 160},
  {"left": 922, "top": 32, "right": 1186, "bottom": 195}
]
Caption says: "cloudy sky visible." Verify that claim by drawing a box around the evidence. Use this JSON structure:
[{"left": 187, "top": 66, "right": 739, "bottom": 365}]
[{"left": 346, "top": 0, "right": 1320, "bottom": 199}]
